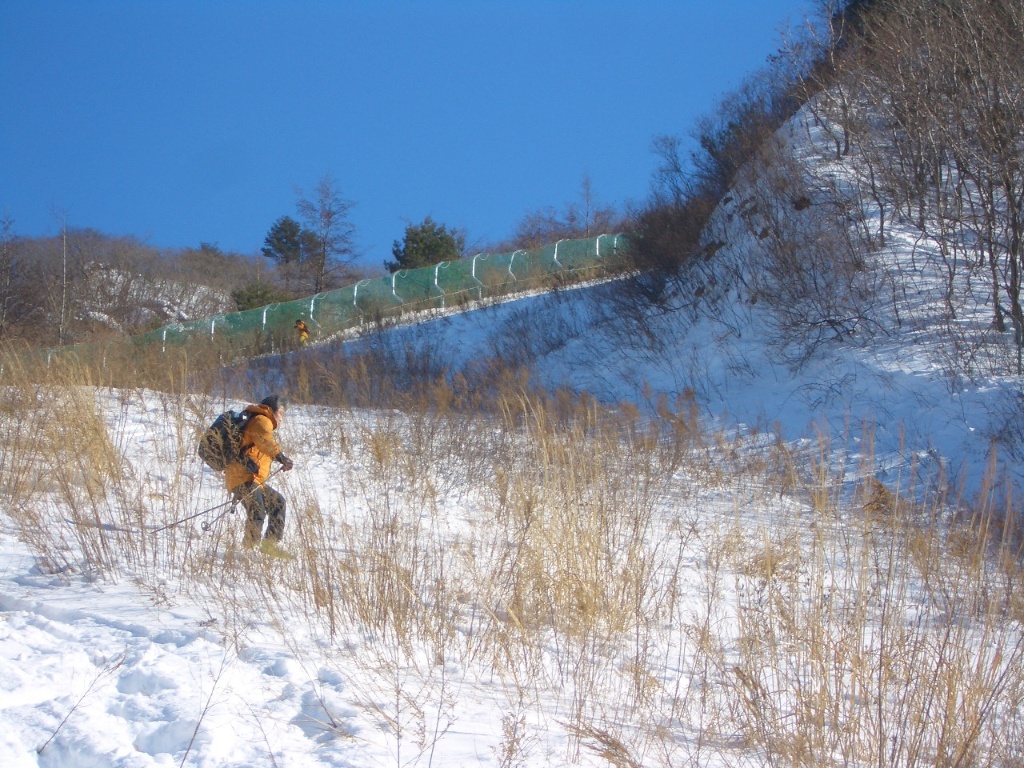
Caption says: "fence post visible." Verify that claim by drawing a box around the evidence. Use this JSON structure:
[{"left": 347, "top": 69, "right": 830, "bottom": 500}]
[
  {"left": 434, "top": 261, "right": 451, "bottom": 308},
  {"left": 260, "top": 303, "right": 279, "bottom": 332},
  {"left": 553, "top": 239, "right": 566, "bottom": 270},
  {"left": 308, "top": 294, "right": 318, "bottom": 321},
  {"left": 509, "top": 250, "right": 524, "bottom": 282},
  {"left": 353, "top": 280, "right": 369, "bottom": 323},
  {"left": 392, "top": 270, "right": 407, "bottom": 303},
  {"left": 471, "top": 253, "right": 488, "bottom": 299}
]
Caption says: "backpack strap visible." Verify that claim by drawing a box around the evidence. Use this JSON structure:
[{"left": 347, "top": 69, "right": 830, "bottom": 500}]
[{"left": 238, "top": 411, "right": 256, "bottom": 459}]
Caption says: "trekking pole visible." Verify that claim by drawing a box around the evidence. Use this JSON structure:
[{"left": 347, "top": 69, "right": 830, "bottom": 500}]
[
  {"left": 150, "top": 497, "right": 237, "bottom": 534},
  {"left": 153, "top": 468, "right": 287, "bottom": 534},
  {"left": 200, "top": 502, "right": 237, "bottom": 532}
]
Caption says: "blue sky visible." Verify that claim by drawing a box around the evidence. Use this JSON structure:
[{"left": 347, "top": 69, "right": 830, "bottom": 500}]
[{"left": 0, "top": 0, "right": 811, "bottom": 270}]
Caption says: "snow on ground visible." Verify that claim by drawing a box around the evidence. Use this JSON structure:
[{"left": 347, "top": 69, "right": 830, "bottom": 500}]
[
  {"left": 0, "top": 535, "right": 304, "bottom": 767},
  {"left": 3, "top": 260, "right": 1018, "bottom": 765},
  {"left": 0, "top": 388, "right": 761, "bottom": 767},
  {"left": 6, "top": 107, "right": 1024, "bottom": 766}
]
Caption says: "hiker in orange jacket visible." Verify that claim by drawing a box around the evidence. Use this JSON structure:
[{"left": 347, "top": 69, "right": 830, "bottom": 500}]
[{"left": 225, "top": 394, "right": 294, "bottom": 550}]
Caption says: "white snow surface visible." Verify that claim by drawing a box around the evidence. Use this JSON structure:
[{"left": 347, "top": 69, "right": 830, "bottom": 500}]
[
  {"left": 3, "top": 389, "right": 751, "bottom": 768},
  {"left": 5, "top": 106, "right": 1024, "bottom": 767}
]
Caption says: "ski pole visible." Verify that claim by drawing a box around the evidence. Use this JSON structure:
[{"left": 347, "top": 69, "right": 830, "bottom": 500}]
[
  {"left": 150, "top": 497, "right": 236, "bottom": 533},
  {"left": 200, "top": 503, "right": 237, "bottom": 532},
  {"left": 155, "top": 468, "right": 286, "bottom": 534}
]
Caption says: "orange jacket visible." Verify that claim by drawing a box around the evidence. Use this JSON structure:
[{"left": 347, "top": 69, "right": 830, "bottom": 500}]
[{"left": 224, "top": 404, "right": 283, "bottom": 491}]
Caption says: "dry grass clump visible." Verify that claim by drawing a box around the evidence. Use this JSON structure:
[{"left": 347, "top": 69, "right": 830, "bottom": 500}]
[
  {"left": 700, "top": 466, "right": 1024, "bottom": 768},
  {"left": 2, "top": 344, "right": 1024, "bottom": 767},
  {"left": 0, "top": 352, "right": 259, "bottom": 585},
  {"left": 0, "top": 367, "right": 143, "bottom": 574}
]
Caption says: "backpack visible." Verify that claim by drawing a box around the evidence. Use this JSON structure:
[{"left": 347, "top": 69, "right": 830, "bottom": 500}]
[{"left": 197, "top": 409, "right": 252, "bottom": 471}]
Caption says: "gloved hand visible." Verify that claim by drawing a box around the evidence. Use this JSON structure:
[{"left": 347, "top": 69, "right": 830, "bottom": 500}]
[{"left": 276, "top": 453, "right": 294, "bottom": 471}]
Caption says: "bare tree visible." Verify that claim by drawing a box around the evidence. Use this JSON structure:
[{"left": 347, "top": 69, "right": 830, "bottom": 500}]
[
  {"left": 54, "top": 209, "right": 70, "bottom": 346},
  {"left": 793, "top": 0, "right": 873, "bottom": 160},
  {"left": 811, "top": 0, "right": 1024, "bottom": 376},
  {"left": 507, "top": 174, "right": 622, "bottom": 250},
  {"left": 10, "top": 224, "right": 87, "bottom": 346},
  {"left": 0, "top": 211, "right": 20, "bottom": 339},
  {"left": 741, "top": 136, "right": 887, "bottom": 364},
  {"left": 296, "top": 174, "right": 357, "bottom": 294}
]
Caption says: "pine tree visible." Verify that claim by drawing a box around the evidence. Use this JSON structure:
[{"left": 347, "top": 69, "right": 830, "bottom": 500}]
[
  {"left": 386, "top": 216, "right": 466, "bottom": 273},
  {"left": 261, "top": 216, "right": 306, "bottom": 266}
]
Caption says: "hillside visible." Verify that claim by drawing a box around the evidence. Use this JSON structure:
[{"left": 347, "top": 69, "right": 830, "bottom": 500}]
[
  {"left": 289, "top": 102, "right": 1021, "bottom": 510},
  {"left": 5, "top": 2, "right": 1024, "bottom": 765}
]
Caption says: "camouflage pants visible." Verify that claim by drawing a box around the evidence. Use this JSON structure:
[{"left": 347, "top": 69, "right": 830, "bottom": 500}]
[{"left": 233, "top": 481, "right": 286, "bottom": 545}]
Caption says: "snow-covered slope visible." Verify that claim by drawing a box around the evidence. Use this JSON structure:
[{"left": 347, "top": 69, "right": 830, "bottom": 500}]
[
  {"left": 309, "top": 106, "right": 1024, "bottom": 506},
  {"left": 5, "top": 93, "right": 1024, "bottom": 768}
]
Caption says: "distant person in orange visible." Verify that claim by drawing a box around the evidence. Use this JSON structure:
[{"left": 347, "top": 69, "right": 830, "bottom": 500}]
[{"left": 295, "top": 318, "right": 310, "bottom": 345}]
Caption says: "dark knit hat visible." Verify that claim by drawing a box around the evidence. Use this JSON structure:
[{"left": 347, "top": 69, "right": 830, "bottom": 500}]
[{"left": 260, "top": 394, "right": 282, "bottom": 412}]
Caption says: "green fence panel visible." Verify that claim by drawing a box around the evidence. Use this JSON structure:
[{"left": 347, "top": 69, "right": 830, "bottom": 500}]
[
  {"left": 352, "top": 276, "right": 403, "bottom": 317},
  {"left": 39, "top": 234, "right": 628, "bottom": 364}
]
